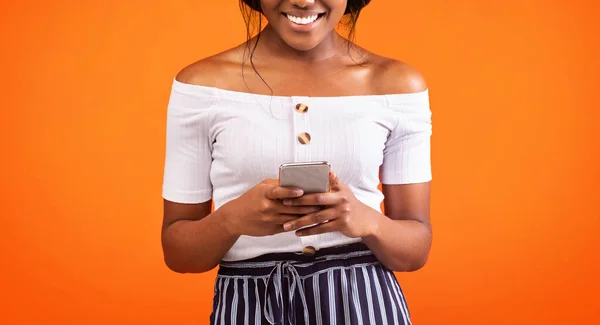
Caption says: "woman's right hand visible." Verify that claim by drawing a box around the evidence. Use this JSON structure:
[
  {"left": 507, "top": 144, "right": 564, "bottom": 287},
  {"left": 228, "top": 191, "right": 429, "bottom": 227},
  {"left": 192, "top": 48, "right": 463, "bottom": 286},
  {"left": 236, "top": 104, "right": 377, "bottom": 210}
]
[{"left": 222, "top": 179, "right": 321, "bottom": 237}]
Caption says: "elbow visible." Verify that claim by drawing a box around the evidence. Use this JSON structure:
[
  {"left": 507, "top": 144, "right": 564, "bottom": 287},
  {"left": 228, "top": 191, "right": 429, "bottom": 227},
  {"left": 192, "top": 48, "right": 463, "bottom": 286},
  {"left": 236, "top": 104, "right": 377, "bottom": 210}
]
[
  {"left": 403, "top": 254, "right": 430, "bottom": 272},
  {"left": 163, "top": 251, "right": 216, "bottom": 274},
  {"left": 388, "top": 252, "right": 430, "bottom": 272},
  {"left": 164, "top": 255, "right": 191, "bottom": 274},
  {"left": 397, "top": 228, "right": 432, "bottom": 272},
  {"left": 161, "top": 230, "right": 218, "bottom": 274},
  {"left": 391, "top": 258, "right": 428, "bottom": 273}
]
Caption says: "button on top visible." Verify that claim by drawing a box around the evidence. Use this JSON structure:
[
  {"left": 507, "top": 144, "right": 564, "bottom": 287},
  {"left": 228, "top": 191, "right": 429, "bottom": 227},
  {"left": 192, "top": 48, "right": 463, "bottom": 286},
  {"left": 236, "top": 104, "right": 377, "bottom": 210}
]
[
  {"left": 298, "top": 132, "right": 311, "bottom": 145},
  {"left": 302, "top": 246, "right": 316, "bottom": 256},
  {"left": 295, "top": 103, "right": 309, "bottom": 113}
]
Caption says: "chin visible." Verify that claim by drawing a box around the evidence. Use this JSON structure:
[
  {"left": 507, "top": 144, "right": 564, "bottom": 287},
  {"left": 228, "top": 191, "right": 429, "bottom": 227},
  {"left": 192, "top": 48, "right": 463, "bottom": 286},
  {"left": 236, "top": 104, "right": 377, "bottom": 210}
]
[
  {"left": 283, "top": 38, "right": 323, "bottom": 52},
  {"left": 275, "top": 29, "right": 329, "bottom": 52},
  {"left": 268, "top": 15, "right": 336, "bottom": 53}
]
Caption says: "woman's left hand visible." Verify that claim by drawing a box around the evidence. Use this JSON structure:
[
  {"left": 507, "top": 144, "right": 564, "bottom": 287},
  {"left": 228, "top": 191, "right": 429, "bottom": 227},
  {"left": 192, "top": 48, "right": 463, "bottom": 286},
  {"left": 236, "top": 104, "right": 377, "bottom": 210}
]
[{"left": 282, "top": 172, "right": 379, "bottom": 238}]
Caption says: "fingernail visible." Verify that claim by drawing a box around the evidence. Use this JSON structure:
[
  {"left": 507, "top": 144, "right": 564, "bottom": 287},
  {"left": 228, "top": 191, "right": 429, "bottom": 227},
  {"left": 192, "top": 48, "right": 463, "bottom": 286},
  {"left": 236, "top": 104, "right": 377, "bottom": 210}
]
[
  {"left": 284, "top": 223, "right": 293, "bottom": 231},
  {"left": 283, "top": 199, "right": 292, "bottom": 206},
  {"left": 293, "top": 189, "right": 303, "bottom": 196}
]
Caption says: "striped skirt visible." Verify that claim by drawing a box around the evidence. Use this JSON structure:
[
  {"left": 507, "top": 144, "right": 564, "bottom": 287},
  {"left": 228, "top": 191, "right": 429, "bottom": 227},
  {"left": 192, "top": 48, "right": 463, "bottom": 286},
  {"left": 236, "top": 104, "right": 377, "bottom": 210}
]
[{"left": 210, "top": 242, "right": 412, "bottom": 325}]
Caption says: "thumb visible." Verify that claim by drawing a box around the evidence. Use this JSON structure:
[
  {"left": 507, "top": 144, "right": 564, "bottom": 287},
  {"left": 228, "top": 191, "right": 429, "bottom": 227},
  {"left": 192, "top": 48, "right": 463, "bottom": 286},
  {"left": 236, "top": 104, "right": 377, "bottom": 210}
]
[{"left": 329, "top": 172, "right": 345, "bottom": 191}]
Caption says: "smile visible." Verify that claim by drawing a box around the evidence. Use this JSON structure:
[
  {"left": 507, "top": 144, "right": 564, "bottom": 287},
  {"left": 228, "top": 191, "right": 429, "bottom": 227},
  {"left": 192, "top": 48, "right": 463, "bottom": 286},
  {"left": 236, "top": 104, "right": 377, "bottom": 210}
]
[{"left": 285, "top": 13, "right": 324, "bottom": 25}]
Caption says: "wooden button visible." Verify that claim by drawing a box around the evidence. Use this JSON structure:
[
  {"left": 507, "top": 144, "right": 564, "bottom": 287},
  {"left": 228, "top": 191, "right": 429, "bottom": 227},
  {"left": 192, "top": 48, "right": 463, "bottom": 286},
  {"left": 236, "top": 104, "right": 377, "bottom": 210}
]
[
  {"left": 295, "top": 103, "right": 309, "bottom": 113},
  {"left": 298, "top": 132, "right": 311, "bottom": 144},
  {"left": 302, "top": 246, "right": 316, "bottom": 256}
]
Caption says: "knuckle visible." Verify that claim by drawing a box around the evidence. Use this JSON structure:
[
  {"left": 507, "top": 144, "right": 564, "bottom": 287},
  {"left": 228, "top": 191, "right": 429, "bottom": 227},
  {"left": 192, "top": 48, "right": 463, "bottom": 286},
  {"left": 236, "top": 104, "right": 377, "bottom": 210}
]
[
  {"left": 260, "top": 200, "right": 272, "bottom": 212},
  {"left": 260, "top": 186, "right": 272, "bottom": 196}
]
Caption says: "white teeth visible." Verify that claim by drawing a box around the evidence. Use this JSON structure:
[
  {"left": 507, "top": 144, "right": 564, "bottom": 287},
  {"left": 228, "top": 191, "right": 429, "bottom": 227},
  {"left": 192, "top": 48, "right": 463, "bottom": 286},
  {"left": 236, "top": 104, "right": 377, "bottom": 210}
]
[{"left": 286, "top": 14, "right": 319, "bottom": 25}]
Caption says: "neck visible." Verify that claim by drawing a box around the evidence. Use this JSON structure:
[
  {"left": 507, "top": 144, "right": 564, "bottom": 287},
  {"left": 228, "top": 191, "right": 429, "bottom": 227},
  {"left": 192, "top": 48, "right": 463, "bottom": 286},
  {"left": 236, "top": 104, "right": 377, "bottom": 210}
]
[{"left": 254, "top": 25, "right": 347, "bottom": 64}]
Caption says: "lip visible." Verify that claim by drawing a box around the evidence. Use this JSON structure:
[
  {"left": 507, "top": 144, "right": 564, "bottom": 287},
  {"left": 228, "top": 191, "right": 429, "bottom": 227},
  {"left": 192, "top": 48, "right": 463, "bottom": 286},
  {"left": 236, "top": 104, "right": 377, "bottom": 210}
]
[{"left": 282, "top": 11, "right": 326, "bottom": 32}]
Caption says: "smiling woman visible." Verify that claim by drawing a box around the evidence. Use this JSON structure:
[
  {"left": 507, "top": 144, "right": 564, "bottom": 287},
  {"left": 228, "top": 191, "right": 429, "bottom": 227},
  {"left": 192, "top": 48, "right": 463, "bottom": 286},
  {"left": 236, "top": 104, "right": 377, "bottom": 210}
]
[{"left": 160, "top": 0, "right": 432, "bottom": 324}]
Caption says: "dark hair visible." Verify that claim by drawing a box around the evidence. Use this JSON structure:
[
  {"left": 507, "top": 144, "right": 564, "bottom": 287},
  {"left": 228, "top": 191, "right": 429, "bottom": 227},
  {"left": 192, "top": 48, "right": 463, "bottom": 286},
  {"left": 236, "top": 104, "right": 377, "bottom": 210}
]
[{"left": 239, "top": 0, "right": 371, "bottom": 94}]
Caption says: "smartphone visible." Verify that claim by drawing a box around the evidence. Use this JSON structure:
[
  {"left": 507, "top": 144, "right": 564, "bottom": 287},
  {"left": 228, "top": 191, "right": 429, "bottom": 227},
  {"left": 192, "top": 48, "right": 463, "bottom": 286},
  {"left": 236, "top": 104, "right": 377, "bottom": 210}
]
[{"left": 279, "top": 161, "right": 331, "bottom": 194}]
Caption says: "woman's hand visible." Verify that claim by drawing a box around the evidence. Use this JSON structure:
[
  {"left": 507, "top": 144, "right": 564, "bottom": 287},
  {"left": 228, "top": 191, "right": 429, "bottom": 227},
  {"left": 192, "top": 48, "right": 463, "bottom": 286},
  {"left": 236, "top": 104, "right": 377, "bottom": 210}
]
[
  {"left": 222, "top": 179, "right": 322, "bottom": 237},
  {"left": 281, "top": 172, "right": 379, "bottom": 238}
]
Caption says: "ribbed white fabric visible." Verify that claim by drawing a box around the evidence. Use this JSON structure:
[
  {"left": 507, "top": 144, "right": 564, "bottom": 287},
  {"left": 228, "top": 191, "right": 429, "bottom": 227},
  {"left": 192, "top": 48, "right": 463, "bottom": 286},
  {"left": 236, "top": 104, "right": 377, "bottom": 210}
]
[{"left": 162, "top": 78, "right": 432, "bottom": 261}]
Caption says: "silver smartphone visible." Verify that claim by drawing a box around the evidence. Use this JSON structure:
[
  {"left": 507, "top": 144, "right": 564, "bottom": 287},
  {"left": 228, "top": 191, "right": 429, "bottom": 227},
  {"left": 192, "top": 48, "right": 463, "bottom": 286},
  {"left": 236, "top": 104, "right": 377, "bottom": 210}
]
[{"left": 279, "top": 161, "right": 331, "bottom": 194}]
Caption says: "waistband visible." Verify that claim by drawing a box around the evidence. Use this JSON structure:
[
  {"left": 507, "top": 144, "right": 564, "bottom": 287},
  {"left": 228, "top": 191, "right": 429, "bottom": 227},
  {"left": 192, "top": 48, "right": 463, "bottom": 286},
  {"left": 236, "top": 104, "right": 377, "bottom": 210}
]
[
  {"left": 217, "top": 242, "right": 377, "bottom": 325},
  {"left": 217, "top": 242, "right": 376, "bottom": 277}
]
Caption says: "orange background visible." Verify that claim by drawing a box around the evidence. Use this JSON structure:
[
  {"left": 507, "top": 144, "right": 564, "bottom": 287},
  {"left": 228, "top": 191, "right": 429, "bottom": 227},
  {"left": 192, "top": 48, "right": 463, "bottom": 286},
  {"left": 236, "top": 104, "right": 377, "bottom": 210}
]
[{"left": 1, "top": 0, "right": 599, "bottom": 324}]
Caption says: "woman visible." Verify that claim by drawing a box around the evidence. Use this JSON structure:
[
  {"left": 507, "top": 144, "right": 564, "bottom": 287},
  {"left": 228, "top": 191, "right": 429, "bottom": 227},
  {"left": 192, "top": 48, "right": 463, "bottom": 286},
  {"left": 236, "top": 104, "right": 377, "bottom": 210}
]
[{"left": 161, "top": 0, "right": 433, "bottom": 324}]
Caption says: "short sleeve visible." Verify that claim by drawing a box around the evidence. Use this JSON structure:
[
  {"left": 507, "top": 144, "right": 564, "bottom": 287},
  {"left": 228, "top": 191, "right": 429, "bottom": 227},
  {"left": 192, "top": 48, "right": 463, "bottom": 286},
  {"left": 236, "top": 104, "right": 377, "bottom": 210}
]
[
  {"left": 381, "top": 90, "right": 432, "bottom": 184},
  {"left": 161, "top": 82, "right": 215, "bottom": 203}
]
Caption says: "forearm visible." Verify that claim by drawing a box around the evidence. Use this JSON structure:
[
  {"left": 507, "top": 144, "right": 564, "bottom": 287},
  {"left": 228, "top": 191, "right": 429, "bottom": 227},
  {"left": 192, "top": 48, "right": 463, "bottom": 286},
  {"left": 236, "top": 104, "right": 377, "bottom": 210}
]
[
  {"left": 361, "top": 210, "right": 432, "bottom": 272},
  {"left": 162, "top": 204, "right": 239, "bottom": 274}
]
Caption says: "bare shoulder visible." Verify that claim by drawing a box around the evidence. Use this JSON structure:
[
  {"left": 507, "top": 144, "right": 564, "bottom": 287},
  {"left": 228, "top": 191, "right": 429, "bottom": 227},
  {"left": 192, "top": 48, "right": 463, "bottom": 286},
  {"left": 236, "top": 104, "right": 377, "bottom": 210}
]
[
  {"left": 370, "top": 55, "right": 428, "bottom": 95},
  {"left": 174, "top": 45, "right": 246, "bottom": 89}
]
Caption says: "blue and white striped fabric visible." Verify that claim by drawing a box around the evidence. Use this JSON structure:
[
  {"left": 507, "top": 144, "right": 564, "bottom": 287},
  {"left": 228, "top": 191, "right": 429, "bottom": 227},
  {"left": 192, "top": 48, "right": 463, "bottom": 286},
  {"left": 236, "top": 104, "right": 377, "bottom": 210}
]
[{"left": 210, "top": 243, "right": 412, "bottom": 325}]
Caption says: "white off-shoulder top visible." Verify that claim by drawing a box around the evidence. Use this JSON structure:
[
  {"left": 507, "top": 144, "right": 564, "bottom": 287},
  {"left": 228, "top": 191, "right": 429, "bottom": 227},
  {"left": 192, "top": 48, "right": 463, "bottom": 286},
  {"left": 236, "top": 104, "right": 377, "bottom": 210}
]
[{"left": 162, "top": 78, "right": 433, "bottom": 261}]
